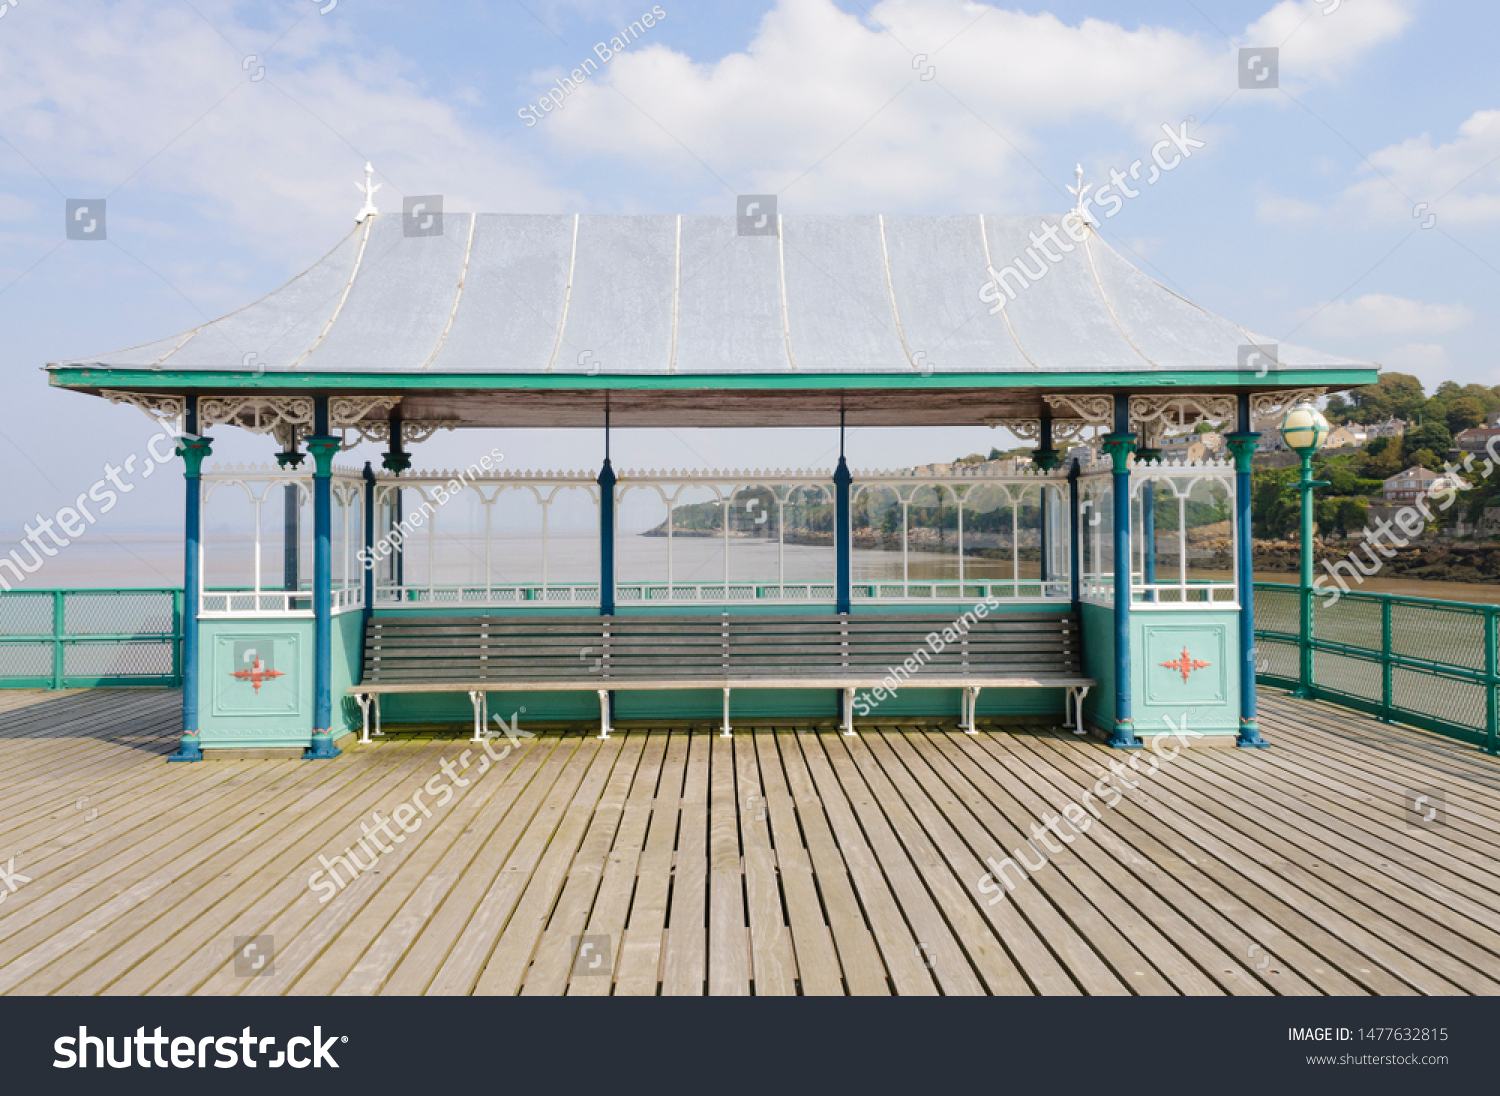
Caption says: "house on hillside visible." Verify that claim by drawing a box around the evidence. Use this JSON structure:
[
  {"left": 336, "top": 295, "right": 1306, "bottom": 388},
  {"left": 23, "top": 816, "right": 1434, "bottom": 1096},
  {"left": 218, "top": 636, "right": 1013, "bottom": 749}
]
[
  {"left": 1384, "top": 466, "right": 1467, "bottom": 504},
  {"left": 1367, "top": 416, "right": 1408, "bottom": 438},
  {"left": 1324, "top": 424, "right": 1366, "bottom": 449},
  {"left": 1158, "top": 431, "right": 1224, "bottom": 462},
  {"left": 1455, "top": 425, "right": 1500, "bottom": 456}
]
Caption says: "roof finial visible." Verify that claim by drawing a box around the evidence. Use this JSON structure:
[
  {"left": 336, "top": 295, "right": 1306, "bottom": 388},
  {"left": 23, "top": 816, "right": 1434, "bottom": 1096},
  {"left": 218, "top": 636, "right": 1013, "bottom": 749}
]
[
  {"left": 1067, "top": 163, "right": 1091, "bottom": 224},
  {"left": 355, "top": 162, "right": 381, "bottom": 223}
]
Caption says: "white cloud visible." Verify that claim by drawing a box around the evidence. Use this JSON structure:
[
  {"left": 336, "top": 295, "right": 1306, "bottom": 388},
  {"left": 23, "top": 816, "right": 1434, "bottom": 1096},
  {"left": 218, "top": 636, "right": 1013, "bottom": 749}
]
[
  {"left": 1342, "top": 110, "right": 1500, "bottom": 225},
  {"left": 537, "top": 0, "right": 1415, "bottom": 211},
  {"left": 0, "top": 0, "right": 571, "bottom": 273},
  {"left": 1300, "top": 294, "right": 1472, "bottom": 337},
  {"left": 1243, "top": 0, "right": 1413, "bottom": 85}
]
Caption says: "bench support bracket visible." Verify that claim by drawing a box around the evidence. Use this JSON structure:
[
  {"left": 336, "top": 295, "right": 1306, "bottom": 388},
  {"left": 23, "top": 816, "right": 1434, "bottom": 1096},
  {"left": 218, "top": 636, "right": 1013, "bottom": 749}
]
[
  {"left": 598, "top": 690, "right": 612, "bottom": 739},
  {"left": 721, "top": 688, "right": 732, "bottom": 738},
  {"left": 960, "top": 686, "right": 982, "bottom": 734},
  {"left": 842, "top": 687, "right": 856, "bottom": 736},
  {"left": 1065, "top": 686, "right": 1091, "bottom": 734},
  {"left": 468, "top": 690, "right": 489, "bottom": 743},
  {"left": 356, "top": 693, "right": 371, "bottom": 744}
]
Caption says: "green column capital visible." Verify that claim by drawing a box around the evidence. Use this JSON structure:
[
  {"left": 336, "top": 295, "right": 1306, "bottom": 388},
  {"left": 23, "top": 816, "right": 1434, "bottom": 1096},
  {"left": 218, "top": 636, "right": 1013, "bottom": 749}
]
[
  {"left": 1101, "top": 432, "right": 1137, "bottom": 475},
  {"left": 1031, "top": 447, "right": 1062, "bottom": 472},
  {"left": 175, "top": 434, "right": 214, "bottom": 477},
  {"left": 382, "top": 450, "right": 412, "bottom": 475},
  {"left": 306, "top": 435, "right": 341, "bottom": 477},
  {"left": 1224, "top": 432, "right": 1260, "bottom": 473}
]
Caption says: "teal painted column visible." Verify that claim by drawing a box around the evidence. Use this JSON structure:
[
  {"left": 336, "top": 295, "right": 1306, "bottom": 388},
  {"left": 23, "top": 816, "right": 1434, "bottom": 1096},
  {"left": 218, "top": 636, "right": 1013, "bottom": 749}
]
[
  {"left": 1290, "top": 450, "right": 1327, "bottom": 701},
  {"left": 169, "top": 397, "right": 211, "bottom": 763},
  {"left": 1102, "top": 394, "right": 1141, "bottom": 748},
  {"left": 834, "top": 462, "right": 851, "bottom": 614},
  {"left": 305, "top": 396, "right": 341, "bottom": 759},
  {"left": 1227, "top": 395, "right": 1268, "bottom": 747}
]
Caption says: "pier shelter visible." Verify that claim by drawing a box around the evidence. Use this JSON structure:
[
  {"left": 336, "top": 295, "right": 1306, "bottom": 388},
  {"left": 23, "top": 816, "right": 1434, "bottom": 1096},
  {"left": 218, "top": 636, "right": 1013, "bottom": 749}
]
[{"left": 45, "top": 206, "right": 1376, "bottom": 757}]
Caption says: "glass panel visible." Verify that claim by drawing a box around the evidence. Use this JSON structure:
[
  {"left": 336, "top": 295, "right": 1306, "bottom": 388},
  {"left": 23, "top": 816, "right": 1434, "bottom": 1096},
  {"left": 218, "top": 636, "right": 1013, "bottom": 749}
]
[
  {"left": 616, "top": 485, "right": 671, "bottom": 588},
  {"left": 851, "top": 485, "right": 903, "bottom": 591},
  {"left": 728, "top": 485, "right": 780, "bottom": 584},
  {"left": 202, "top": 481, "right": 257, "bottom": 593},
  {"left": 907, "top": 484, "right": 959, "bottom": 583},
  {"left": 544, "top": 486, "right": 599, "bottom": 589},
  {"left": 961, "top": 484, "right": 1014, "bottom": 588},
  {"left": 1185, "top": 476, "right": 1233, "bottom": 595},
  {"left": 782, "top": 485, "right": 835, "bottom": 587}
]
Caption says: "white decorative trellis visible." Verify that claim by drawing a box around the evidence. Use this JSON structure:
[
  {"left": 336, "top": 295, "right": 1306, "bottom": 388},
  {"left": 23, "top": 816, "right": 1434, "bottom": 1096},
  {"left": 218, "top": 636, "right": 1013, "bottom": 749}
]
[{"left": 1251, "top": 388, "right": 1327, "bottom": 432}]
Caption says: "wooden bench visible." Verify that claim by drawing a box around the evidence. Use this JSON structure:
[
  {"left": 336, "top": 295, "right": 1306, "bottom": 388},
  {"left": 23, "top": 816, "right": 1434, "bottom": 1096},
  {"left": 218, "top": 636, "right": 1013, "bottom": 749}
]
[{"left": 349, "top": 612, "right": 1092, "bottom": 741}]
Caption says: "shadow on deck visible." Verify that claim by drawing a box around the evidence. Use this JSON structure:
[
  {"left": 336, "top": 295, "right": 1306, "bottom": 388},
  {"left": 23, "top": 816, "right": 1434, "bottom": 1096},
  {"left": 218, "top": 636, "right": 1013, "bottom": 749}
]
[{"left": 0, "top": 687, "right": 1494, "bottom": 995}]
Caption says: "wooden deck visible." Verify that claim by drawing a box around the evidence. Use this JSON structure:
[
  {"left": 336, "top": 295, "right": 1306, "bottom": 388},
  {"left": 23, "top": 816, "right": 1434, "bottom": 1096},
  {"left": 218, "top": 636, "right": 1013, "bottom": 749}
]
[{"left": 0, "top": 688, "right": 1496, "bottom": 995}]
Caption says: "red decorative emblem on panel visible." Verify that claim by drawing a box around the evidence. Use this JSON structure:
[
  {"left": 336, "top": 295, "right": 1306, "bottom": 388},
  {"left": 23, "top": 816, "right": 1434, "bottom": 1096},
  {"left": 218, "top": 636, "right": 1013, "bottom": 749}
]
[
  {"left": 1160, "top": 647, "right": 1211, "bottom": 683},
  {"left": 231, "top": 657, "right": 284, "bottom": 693}
]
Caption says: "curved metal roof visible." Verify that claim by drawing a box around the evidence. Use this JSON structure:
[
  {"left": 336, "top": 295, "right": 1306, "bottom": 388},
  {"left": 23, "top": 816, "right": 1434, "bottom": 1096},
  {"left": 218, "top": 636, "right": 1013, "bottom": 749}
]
[{"left": 49, "top": 213, "right": 1369, "bottom": 377}]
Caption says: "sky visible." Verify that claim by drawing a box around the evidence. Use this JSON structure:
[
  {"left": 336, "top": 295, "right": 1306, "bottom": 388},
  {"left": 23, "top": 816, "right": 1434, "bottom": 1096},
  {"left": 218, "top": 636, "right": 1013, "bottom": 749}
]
[{"left": 2, "top": 0, "right": 1498, "bottom": 577}]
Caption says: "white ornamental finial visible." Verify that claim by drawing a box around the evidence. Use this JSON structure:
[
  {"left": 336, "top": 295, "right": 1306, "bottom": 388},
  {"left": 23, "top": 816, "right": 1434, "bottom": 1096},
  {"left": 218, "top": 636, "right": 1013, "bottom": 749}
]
[
  {"left": 355, "top": 162, "right": 381, "bottom": 223},
  {"left": 1067, "top": 163, "right": 1091, "bottom": 223}
]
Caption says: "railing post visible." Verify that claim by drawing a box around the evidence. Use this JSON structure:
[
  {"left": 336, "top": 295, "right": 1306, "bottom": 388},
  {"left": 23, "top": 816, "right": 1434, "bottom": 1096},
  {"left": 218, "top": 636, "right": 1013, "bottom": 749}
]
[
  {"left": 172, "top": 586, "right": 184, "bottom": 688},
  {"left": 1379, "top": 597, "right": 1394, "bottom": 723},
  {"left": 1486, "top": 607, "right": 1498, "bottom": 756},
  {"left": 51, "top": 589, "right": 64, "bottom": 690}
]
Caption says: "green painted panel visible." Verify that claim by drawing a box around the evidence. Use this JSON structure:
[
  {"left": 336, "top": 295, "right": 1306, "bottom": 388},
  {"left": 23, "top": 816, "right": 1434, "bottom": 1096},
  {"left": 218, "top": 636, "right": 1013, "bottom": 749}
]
[
  {"left": 1080, "top": 601, "right": 1115, "bottom": 732},
  {"left": 332, "top": 610, "right": 364, "bottom": 734},
  {"left": 1133, "top": 611, "right": 1240, "bottom": 736},
  {"left": 198, "top": 618, "right": 315, "bottom": 749}
]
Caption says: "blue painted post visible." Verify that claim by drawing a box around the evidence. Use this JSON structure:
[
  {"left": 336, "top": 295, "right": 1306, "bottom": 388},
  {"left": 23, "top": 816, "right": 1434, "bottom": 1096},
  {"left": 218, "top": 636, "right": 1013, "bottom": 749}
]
[
  {"left": 598, "top": 418, "right": 616, "bottom": 617},
  {"left": 835, "top": 428, "right": 851, "bottom": 615},
  {"left": 1033, "top": 415, "right": 1060, "bottom": 587},
  {"left": 362, "top": 461, "right": 376, "bottom": 623},
  {"left": 169, "top": 397, "right": 211, "bottom": 762},
  {"left": 1068, "top": 458, "right": 1081, "bottom": 608},
  {"left": 305, "top": 396, "right": 341, "bottom": 759},
  {"left": 1102, "top": 394, "right": 1141, "bottom": 748},
  {"left": 1228, "top": 394, "right": 1269, "bottom": 747},
  {"left": 382, "top": 415, "right": 410, "bottom": 601}
]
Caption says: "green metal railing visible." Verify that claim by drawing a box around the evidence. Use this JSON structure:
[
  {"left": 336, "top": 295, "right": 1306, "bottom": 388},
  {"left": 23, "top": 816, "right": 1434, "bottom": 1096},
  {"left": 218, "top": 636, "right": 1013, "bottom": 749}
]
[
  {"left": 1255, "top": 581, "right": 1500, "bottom": 753},
  {"left": 0, "top": 588, "right": 183, "bottom": 689}
]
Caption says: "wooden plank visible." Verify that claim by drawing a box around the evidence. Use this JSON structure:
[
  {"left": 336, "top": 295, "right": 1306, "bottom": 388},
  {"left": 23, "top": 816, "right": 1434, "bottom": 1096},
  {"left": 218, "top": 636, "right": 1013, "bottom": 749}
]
[
  {"left": 1006, "top": 733, "right": 1422, "bottom": 995},
  {"left": 661, "top": 733, "right": 710, "bottom": 995},
  {"left": 285, "top": 736, "right": 546, "bottom": 995},
  {"left": 376, "top": 737, "right": 584, "bottom": 995},
  {"left": 562, "top": 732, "right": 666, "bottom": 996},
  {"left": 708, "top": 734, "right": 751, "bottom": 995},
  {"left": 472, "top": 736, "right": 627, "bottom": 995},
  {"left": 733, "top": 734, "right": 796, "bottom": 995},
  {"left": 421, "top": 737, "right": 605, "bottom": 995},
  {"left": 613, "top": 732, "right": 689, "bottom": 995},
  {"left": 788, "top": 729, "right": 938, "bottom": 995},
  {"left": 830, "top": 729, "right": 1030, "bottom": 995}
]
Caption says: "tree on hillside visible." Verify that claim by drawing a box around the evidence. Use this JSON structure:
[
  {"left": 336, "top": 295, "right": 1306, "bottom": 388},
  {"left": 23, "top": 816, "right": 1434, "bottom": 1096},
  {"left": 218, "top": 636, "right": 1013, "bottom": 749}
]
[
  {"left": 1356, "top": 436, "right": 1405, "bottom": 480},
  {"left": 1446, "top": 397, "right": 1486, "bottom": 433},
  {"left": 1342, "top": 373, "right": 1425, "bottom": 424},
  {"left": 1404, "top": 420, "right": 1452, "bottom": 455}
]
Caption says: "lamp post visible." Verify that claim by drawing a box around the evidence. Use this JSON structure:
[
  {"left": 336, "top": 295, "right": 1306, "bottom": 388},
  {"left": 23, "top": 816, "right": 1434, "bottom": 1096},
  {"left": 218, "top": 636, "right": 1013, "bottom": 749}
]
[{"left": 1281, "top": 402, "right": 1330, "bottom": 700}]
